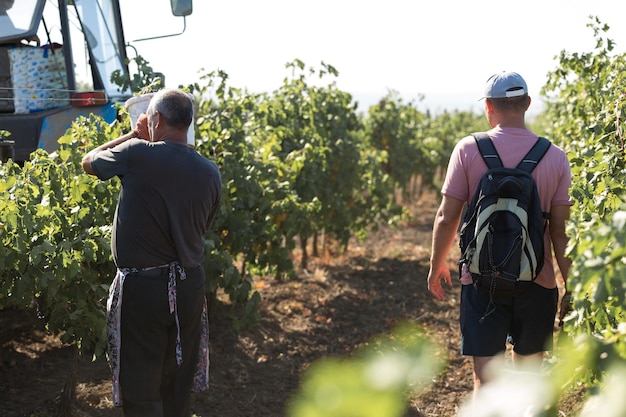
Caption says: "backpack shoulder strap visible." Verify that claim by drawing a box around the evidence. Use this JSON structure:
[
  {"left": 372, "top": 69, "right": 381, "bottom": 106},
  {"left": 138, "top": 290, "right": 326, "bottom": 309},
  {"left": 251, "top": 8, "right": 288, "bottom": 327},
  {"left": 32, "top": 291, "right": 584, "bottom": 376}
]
[
  {"left": 471, "top": 132, "right": 503, "bottom": 169},
  {"left": 516, "top": 137, "right": 551, "bottom": 173}
]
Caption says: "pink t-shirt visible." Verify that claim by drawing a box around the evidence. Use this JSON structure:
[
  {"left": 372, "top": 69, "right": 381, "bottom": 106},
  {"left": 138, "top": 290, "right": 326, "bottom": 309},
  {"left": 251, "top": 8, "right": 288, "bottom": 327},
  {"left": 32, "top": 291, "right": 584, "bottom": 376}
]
[{"left": 442, "top": 126, "right": 573, "bottom": 288}]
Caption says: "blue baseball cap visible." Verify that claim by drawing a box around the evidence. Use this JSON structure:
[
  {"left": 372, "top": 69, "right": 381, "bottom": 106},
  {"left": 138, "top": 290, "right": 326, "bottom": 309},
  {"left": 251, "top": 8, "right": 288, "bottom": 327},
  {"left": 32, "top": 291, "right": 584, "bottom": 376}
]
[{"left": 482, "top": 71, "right": 528, "bottom": 99}]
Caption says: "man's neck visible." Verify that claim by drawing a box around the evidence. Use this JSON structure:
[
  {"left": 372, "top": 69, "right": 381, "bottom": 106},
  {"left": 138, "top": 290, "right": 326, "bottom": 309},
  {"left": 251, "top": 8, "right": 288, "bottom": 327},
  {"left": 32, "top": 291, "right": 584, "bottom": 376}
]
[
  {"left": 494, "top": 114, "right": 526, "bottom": 129},
  {"left": 498, "top": 120, "right": 526, "bottom": 129},
  {"left": 153, "top": 127, "right": 188, "bottom": 144}
]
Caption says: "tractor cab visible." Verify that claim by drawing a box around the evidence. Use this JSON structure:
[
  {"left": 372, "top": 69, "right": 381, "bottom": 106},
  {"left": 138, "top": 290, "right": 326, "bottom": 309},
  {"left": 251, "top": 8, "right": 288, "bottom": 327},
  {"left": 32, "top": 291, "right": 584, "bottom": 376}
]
[{"left": 0, "top": 0, "right": 192, "bottom": 162}]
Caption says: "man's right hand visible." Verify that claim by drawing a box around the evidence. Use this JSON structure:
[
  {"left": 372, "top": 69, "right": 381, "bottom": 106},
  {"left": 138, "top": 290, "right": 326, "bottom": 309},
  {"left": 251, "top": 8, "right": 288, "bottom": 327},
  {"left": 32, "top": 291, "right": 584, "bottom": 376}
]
[
  {"left": 558, "top": 291, "right": 572, "bottom": 326},
  {"left": 134, "top": 114, "right": 150, "bottom": 141}
]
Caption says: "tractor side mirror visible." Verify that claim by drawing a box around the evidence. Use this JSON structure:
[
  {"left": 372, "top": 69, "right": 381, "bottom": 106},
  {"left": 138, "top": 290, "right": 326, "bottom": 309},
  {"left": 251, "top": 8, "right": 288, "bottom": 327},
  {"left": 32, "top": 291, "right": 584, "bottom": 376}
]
[{"left": 170, "top": 0, "right": 192, "bottom": 17}]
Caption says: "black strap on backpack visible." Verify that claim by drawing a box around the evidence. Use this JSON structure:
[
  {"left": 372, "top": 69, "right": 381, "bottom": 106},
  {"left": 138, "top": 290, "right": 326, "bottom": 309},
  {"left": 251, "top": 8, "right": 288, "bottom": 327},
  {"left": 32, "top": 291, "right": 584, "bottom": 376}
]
[
  {"left": 472, "top": 132, "right": 551, "bottom": 173},
  {"left": 471, "top": 132, "right": 552, "bottom": 221}
]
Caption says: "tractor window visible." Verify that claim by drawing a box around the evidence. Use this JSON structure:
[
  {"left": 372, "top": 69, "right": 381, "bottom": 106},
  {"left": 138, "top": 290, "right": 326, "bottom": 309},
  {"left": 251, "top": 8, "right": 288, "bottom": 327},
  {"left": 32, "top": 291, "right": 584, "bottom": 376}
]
[
  {"left": 0, "top": 0, "right": 45, "bottom": 43},
  {"left": 74, "top": 0, "right": 130, "bottom": 98}
]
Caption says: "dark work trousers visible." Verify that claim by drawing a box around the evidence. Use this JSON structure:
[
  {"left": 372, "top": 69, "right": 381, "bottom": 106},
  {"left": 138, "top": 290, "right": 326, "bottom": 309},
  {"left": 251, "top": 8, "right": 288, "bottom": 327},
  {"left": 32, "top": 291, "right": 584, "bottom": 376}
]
[{"left": 120, "top": 265, "right": 205, "bottom": 417}]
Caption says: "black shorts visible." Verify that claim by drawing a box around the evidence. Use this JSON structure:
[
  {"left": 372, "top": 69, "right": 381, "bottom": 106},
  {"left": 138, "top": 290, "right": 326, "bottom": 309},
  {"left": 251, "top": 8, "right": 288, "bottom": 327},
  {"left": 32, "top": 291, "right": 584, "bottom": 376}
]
[{"left": 460, "top": 282, "right": 558, "bottom": 356}]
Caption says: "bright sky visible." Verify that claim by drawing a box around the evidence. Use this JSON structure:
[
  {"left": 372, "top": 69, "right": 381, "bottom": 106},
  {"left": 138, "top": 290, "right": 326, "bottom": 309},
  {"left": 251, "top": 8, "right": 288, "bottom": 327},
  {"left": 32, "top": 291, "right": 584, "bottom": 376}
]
[{"left": 119, "top": 0, "right": 626, "bottom": 115}]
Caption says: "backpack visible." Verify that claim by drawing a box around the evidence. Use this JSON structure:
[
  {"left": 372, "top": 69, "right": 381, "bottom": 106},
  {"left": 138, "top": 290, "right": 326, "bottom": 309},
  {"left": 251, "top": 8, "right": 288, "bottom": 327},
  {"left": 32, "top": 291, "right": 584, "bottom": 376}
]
[{"left": 458, "top": 132, "right": 551, "bottom": 299}]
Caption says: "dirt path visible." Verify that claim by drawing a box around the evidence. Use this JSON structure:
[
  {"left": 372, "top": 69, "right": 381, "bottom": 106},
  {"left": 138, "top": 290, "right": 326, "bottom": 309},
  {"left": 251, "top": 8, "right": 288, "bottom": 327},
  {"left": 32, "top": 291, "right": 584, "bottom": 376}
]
[{"left": 0, "top": 193, "right": 478, "bottom": 417}]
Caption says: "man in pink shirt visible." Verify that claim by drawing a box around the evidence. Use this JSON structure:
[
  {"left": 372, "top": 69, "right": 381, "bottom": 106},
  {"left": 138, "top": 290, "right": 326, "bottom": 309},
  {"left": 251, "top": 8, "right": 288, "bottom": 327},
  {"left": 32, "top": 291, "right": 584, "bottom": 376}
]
[{"left": 426, "top": 71, "right": 572, "bottom": 397}]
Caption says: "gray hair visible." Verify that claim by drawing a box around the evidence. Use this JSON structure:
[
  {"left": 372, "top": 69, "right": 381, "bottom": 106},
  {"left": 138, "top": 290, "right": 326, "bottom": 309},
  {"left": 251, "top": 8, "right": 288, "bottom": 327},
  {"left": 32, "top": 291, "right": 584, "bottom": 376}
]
[{"left": 148, "top": 89, "right": 193, "bottom": 131}]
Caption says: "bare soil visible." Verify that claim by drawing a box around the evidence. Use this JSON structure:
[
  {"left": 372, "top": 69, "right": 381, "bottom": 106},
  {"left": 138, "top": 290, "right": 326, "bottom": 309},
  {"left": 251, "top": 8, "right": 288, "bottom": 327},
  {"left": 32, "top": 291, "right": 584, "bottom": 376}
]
[{"left": 0, "top": 192, "right": 584, "bottom": 417}]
